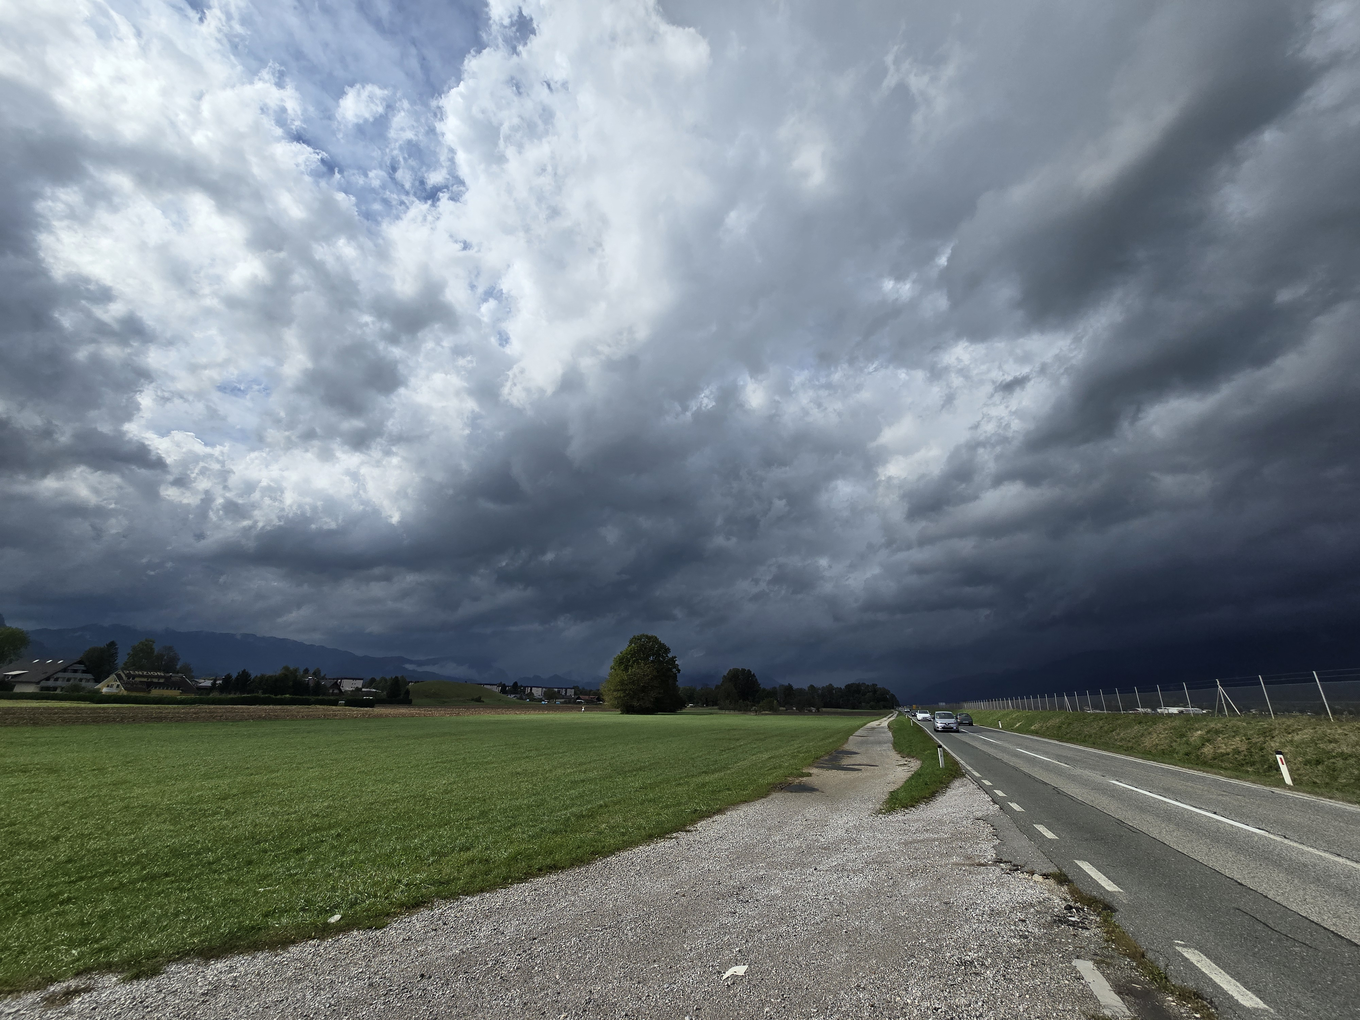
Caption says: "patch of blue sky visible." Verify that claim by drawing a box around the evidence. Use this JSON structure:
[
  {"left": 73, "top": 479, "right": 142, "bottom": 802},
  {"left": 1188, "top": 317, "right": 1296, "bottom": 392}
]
[
  {"left": 188, "top": 0, "right": 488, "bottom": 222},
  {"left": 216, "top": 377, "right": 271, "bottom": 399}
]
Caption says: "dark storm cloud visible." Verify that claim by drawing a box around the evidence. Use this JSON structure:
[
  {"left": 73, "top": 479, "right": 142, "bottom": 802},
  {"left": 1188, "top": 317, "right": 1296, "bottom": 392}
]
[{"left": 2, "top": 0, "right": 1358, "bottom": 688}]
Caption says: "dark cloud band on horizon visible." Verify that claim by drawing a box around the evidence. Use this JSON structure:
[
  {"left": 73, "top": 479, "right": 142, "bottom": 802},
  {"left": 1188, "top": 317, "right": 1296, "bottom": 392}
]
[{"left": 1, "top": 0, "right": 1357, "bottom": 687}]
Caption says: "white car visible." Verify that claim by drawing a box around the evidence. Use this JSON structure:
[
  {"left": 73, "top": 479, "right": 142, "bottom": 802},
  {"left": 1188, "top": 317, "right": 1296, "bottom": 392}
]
[
  {"left": 933, "top": 711, "right": 959, "bottom": 732},
  {"left": 915, "top": 710, "right": 932, "bottom": 721}
]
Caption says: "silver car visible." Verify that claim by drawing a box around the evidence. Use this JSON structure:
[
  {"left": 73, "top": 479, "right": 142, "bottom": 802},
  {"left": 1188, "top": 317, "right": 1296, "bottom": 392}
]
[{"left": 933, "top": 711, "right": 959, "bottom": 732}]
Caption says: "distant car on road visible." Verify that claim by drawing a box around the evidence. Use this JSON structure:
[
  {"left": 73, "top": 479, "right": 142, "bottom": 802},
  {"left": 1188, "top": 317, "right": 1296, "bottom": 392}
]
[
  {"left": 933, "top": 711, "right": 959, "bottom": 732},
  {"left": 956, "top": 712, "right": 973, "bottom": 726},
  {"left": 915, "top": 710, "right": 932, "bottom": 721}
]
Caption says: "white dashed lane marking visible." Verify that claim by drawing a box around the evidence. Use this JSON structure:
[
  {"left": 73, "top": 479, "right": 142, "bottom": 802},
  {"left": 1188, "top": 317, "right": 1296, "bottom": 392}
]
[
  {"left": 1033, "top": 824, "right": 1058, "bottom": 839},
  {"left": 980, "top": 779, "right": 992, "bottom": 786},
  {"left": 1073, "top": 960, "right": 1132, "bottom": 1019},
  {"left": 1174, "top": 945, "right": 1272, "bottom": 1010},
  {"left": 1074, "top": 860, "right": 1123, "bottom": 892},
  {"left": 1007, "top": 802, "right": 1025, "bottom": 812},
  {"left": 993, "top": 791, "right": 1007, "bottom": 797}
]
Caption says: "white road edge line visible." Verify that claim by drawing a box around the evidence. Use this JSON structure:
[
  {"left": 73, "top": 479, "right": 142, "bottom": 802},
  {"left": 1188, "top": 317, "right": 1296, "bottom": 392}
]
[
  {"left": 1034, "top": 824, "right": 1058, "bottom": 839},
  {"left": 1108, "top": 779, "right": 1360, "bottom": 872},
  {"left": 1073, "top": 960, "right": 1132, "bottom": 1019},
  {"left": 1007, "top": 802, "right": 1025, "bottom": 812},
  {"left": 1175, "top": 947, "right": 1271, "bottom": 1010},
  {"left": 1074, "top": 860, "right": 1122, "bottom": 892},
  {"left": 990, "top": 728, "right": 1360, "bottom": 813}
]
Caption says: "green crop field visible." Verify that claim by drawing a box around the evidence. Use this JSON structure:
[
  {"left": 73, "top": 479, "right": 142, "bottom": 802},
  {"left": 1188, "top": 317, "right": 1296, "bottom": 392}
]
[
  {"left": 969, "top": 709, "right": 1360, "bottom": 804},
  {"left": 0, "top": 712, "right": 865, "bottom": 993}
]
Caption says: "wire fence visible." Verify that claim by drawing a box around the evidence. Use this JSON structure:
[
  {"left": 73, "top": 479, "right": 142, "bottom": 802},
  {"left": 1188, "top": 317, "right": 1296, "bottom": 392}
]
[{"left": 956, "top": 667, "right": 1360, "bottom": 719}]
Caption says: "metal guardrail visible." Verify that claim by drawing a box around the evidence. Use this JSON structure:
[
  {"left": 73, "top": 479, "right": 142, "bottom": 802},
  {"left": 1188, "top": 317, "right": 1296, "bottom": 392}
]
[{"left": 956, "top": 668, "right": 1360, "bottom": 719}]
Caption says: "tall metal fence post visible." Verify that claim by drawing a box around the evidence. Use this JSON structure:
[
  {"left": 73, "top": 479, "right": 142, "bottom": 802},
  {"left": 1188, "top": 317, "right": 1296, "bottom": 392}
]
[
  {"left": 1314, "top": 671, "right": 1335, "bottom": 722},
  {"left": 1217, "top": 679, "right": 1241, "bottom": 716},
  {"left": 1116, "top": 689, "right": 1124, "bottom": 713},
  {"left": 1100, "top": 689, "right": 1108, "bottom": 712},
  {"left": 1135, "top": 687, "right": 1143, "bottom": 710},
  {"left": 1157, "top": 684, "right": 1164, "bottom": 709},
  {"left": 1259, "top": 676, "right": 1274, "bottom": 720},
  {"left": 1183, "top": 682, "right": 1192, "bottom": 709}
]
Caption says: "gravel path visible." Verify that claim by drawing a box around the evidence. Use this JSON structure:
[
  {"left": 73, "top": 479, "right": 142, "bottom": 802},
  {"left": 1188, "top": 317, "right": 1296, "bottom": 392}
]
[{"left": 11, "top": 717, "right": 1127, "bottom": 1019}]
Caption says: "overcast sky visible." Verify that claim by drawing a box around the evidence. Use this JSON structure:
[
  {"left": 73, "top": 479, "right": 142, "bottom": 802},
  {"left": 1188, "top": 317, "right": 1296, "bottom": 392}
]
[{"left": 3, "top": 0, "right": 1358, "bottom": 687}]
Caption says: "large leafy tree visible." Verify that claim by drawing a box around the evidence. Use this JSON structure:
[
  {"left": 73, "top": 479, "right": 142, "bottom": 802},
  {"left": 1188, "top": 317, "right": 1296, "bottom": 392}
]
[
  {"left": 122, "top": 638, "right": 157, "bottom": 671},
  {"left": 79, "top": 641, "right": 119, "bottom": 682},
  {"left": 0, "top": 626, "right": 30, "bottom": 664},
  {"left": 122, "top": 638, "right": 194, "bottom": 678},
  {"left": 717, "top": 667, "right": 762, "bottom": 705},
  {"left": 603, "top": 634, "right": 683, "bottom": 714}
]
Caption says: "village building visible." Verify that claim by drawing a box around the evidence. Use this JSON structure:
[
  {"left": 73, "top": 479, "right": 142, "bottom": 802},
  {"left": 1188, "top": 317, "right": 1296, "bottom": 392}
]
[
  {"left": 480, "top": 680, "right": 580, "bottom": 700},
  {"left": 2, "top": 658, "right": 95, "bottom": 692},
  {"left": 99, "top": 669, "right": 198, "bottom": 695}
]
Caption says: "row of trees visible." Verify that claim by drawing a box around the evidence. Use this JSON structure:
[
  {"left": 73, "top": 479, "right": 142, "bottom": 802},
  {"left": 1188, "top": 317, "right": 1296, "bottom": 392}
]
[
  {"left": 601, "top": 635, "right": 900, "bottom": 714},
  {"left": 680, "top": 675, "right": 899, "bottom": 712},
  {"left": 74, "top": 638, "right": 194, "bottom": 682},
  {"left": 214, "top": 669, "right": 409, "bottom": 700},
  {"left": 0, "top": 626, "right": 410, "bottom": 701}
]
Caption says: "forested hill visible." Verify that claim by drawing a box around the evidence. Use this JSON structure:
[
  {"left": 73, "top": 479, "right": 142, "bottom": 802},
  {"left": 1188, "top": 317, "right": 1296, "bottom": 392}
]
[{"left": 24, "top": 624, "right": 466, "bottom": 683}]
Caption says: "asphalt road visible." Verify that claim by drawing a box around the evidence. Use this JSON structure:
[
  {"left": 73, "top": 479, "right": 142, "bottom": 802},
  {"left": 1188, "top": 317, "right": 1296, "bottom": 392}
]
[{"left": 930, "top": 719, "right": 1360, "bottom": 1019}]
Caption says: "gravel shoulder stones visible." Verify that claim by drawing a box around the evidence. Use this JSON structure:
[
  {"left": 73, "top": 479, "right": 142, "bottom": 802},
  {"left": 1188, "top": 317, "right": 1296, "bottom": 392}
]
[{"left": 11, "top": 717, "right": 1124, "bottom": 1019}]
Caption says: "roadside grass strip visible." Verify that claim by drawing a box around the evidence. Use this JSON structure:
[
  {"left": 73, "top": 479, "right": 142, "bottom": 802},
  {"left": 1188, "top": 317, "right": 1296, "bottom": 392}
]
[
  {"left": 1174, "top": 945, "right": 1271, "bottom": 1010},
  {"left": 882, "top": 716, "right": 962, "bottom": 811},
  {"left": 0, "top": 712, "right": 864, "bottom": 993},
  {"left": 1073, "top": 960, "right": 1133, "bottom": 1019},
  {"left": 1053, "top": 873, "right": 1216, "bottom": 1018},
  {"left": 968, "top": 709, "right": 1360, "bottom": 805},
  {"left": 1074, "top": 860, "right": 1123, "bottom": 892}
]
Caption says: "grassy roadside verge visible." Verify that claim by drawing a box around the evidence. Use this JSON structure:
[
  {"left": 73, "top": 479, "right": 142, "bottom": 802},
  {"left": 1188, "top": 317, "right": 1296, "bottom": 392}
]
[
  {"left": 882, "top": 715, "right": 962, "bottom": 811},
  {"left": 970, "top": 709, "right": 1360, "bottom": 805},
  {"left": 1050, "top": 871, "right": 1217, "bottom": 1018},
  {"left": 0, "top": 712, "right": 863, "bottom": 993}
]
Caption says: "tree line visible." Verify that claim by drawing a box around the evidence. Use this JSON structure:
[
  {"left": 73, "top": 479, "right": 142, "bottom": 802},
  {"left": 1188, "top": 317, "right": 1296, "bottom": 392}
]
[
  {"left": 214, "top": 669, "right": 408, "bottom": 700},
  {"left": 601, "top": 634, "right": 899, "bottom": 714},
  {"left": 0, "top": 628, "right": 411, "bottom": 701},
  {"left": 681, "top": 675, "right": 898, "bottom": 712}
]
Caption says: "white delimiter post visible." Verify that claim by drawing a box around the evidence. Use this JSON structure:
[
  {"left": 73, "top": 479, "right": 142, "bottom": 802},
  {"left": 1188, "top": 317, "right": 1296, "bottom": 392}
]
[
  {"left": 1275, "top": 751, "right": 1294, "bottom": 786},
  {"left": 1314, "top": 671, "right": 1335, "bottom": 722}
]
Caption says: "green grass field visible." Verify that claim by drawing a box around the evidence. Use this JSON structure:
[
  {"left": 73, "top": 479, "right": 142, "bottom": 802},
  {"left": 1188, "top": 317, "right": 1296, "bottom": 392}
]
[
  {"left": 882, "top": 715, "right": 962, "bottom": 811},
  {"left": 969, "top": 709, "right": 1360, "bottom": 804},
  {"left": 0, "top": 712, "right": 864, "bottom": 992}
]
